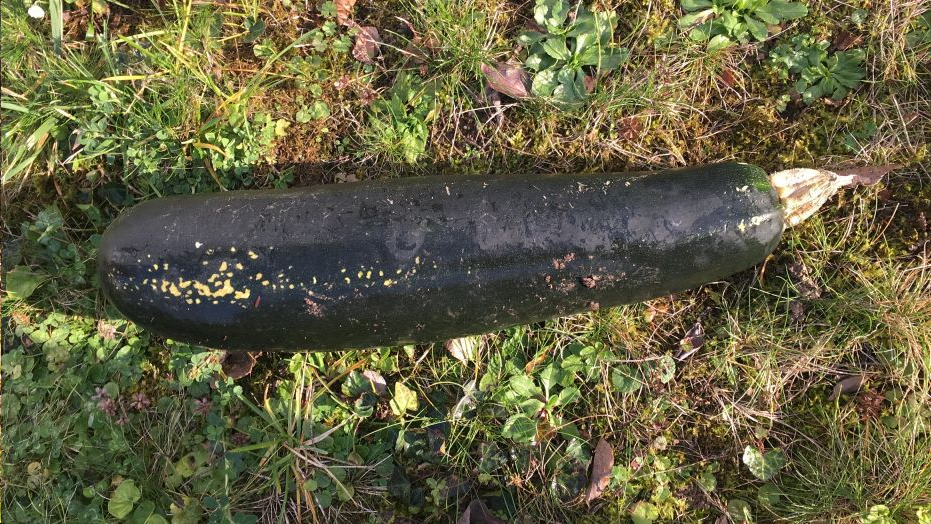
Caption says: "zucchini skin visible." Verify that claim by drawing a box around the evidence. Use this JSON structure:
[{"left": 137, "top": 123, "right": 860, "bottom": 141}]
[{"left": 98, "top": 163, "right": 783, "bottom": 351}]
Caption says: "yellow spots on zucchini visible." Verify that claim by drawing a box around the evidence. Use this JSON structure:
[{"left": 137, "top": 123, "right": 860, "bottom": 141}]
[
  {"left": 160, "top": 280, "right": 170, "bottom": 293},
  {"left": 207, "top": 274, "right": 219, "bottom": 283},
  {"left": 340, "top": 268, "right": 347, "bottom": 273},
  {"left": 195, "top": 242, "right": 203, "bottom": 249},
  {"left": 383, "top": 279, "right": 394, "bottom": 287},
  {"left": 288, "top": 284, "right": 295, "bottom": 289},
  {"left": 152, "top": 264, "right": 159, "bottom": 270},
  {"left": 248, "top": 251, "right": 258, "bottom": 260},
  {"left": 212, "top": 300, "right": 219, "bottom": 305},
  {"left": 396, "top": 268, "right": 402, "bottom": 275},
  {"left": 186, "top": 299, "right": 194, "bottom": 305},
  {"left": 312, "top": 277, "right": 318, "bottom": 285},
  {"left": 234, "top": 289, "right": 251, "bottom": 299},
  {"left": 415, "top": 256, "right": 421, "bottom": 265},
  {"left": 230, "top": 247, "right": 237, "bottom": 253},
  {"left": 235, "top": 263, "right": 243, "bottom": 270},
  {"left": 179, "top": 280, "right": 191, "bottom": 289},
  {"left": 202, "top": 260, "right": 209, "bottom": 266},
  {"left": 226, "top": 272, "right": 234, "bottom": 277},
  {"left": 261, "top": 280, "right": 270, "bottom": 286},
  {"left": 277, "top": 273, "right": 284, "bottom": 280},
  {"left": 378, "top": 270, "right": 384, "bottom": 277},
  {"left": 163, "top": 263, "right": 169, "bottom": 270},
  {"left": 737, "top": 220, "right": 748, "bottom": 233},
  {"left": 195, "top": 298, "right": 201, "bottom": 304},
  {"left": 219, "top": 261, "right": 228, "bottom": 272},
  {"left": 344, "top": 277, "right": 351, "bottom": 284},
  {"left": 365, "top": 270, "right": 372, "bottom": 279},
  {"left": 143, "top": 278, "right": 149, "bottom": 285},
  {"left": 255, "top": 273, "right": 263, "bottom": 280},
  {"left": 357, "top": 271, "right": 364, "bottom": 279}
]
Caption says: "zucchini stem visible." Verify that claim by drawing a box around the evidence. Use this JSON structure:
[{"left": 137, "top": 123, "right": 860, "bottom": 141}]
[{"left": 770, "top": 166, "right": 896, "bottom": 227}]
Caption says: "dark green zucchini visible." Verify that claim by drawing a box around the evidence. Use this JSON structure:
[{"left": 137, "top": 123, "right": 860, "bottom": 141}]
[{"left": 99, "top": 162, "right": 785, "bottom": 351}]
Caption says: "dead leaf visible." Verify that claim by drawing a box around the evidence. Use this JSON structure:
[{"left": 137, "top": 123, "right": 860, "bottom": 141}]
[
  {"left": 222, "top": 351, "right": 259, "bottom": 379},
  {"left": 719, "top": 68, "right": 737, "bottom": 88},
  {"left": 788, "top": 260, "right": 822, "bottom": 299},
  {"left": 335, "top": 0, "right": 356, "bottom": 26},
  {"left": 834, "top": 164, "right": 901, "bottom": 187},
  {"left": 457, "top": 498, "right": 504, "bottom": 524},
  {"left": 480, "top": 62, "right": 531, "bottom": 100},
  {"left": 832, "top": 30, "right": 863, "bottom": 51},
  {"left": 352, "top": 26, "right": 381, "bottom": 64},
  {"left": 829, "top": 375, "right": 866, "bottom": 400},
  {"left": 584, "top": 438, "right": 614, "bottom": 504},
  {"left": 675, "top": 321, "right": 704, "bottom": 361},
  {"left": 618, "top": 116, "right": 643, "bottom": 141},
  {"left": 446, "top": 336, "right": 480, "bottom": 364},
  {"left": 362, "top": 369, "right": 387, "bottom": 396},
  {"left": 583, "top": 75, "right": 596, "bottom": 93}
]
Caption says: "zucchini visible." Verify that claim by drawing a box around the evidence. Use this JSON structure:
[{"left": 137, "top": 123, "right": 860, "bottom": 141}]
[{"left": 98, "top": 162, "right": 812, "bottom": 351}]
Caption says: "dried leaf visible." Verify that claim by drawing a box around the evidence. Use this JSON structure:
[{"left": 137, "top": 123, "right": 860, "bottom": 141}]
[
  {"left": 222, "top": 351, "right": 259, "bottom": 379},
  {"left": 719, "top": 68, "right": 737, "bottom": 87},
  {"left": 361, "top": 369, "right": 387, "bottom": 395},
  {"left": 833, "top": 30, "right": 863, "bottom": 51},
  {"left": 335, "top": 0, "right": 356, "bottom": 26},
  {"left": 583, "top": 75, "right": 596, "bottom": 93},
  {"left": 352, "top": 26, "right": 381, "bottom": 64},
  {"left": 829, "top": 375, "right": 865, "bottom": 400},
  {"left": 584, "top": 438, "right": 614, "bottom": 504},
  {"left": 480, "top": 62, "right": 531, "bottom": 100},
  {"left": 675, "top": 321, "right": 704, "bottom": 361},
  {"left": 446, "top": 336, "right": 480, "bottom": 364},
  {"left": 457, "top": 498, "right": 504, "bottom": 524},
  {"left": 834, "top": 164, "right": 901, "bottom": 187}
]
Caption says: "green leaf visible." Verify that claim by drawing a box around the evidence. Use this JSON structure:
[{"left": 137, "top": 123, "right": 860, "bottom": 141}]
[
  {"left": 539, "top": 364, "right": 563, "bottom": 395},
  {"left": 707, "top": 34, "right": 734, "bottom": 52},
  {"left": 630, "top": 501, "right": 659, "bottom": 524},
  {"left": 727, "top": 498, "right": 753, "bottom": 522},
  {"left": 541, "top": 37, "right": 571, "bottom": 61},
  {"left": 742, "top": 446, "right": 787, "bottom": 480},
  {"left": 517, "top": 30, "right": 546, "bottom": 45},
  {"left": 127, "top": 500, "right": 155, "bottom": 524},
  {"left": 555, "top": 386, "right": 580, "bottom": 406},
  {"left": 653, "top": 354, "right": 677, "bottom": 384},
  {"left": 678, "top": 9, "right": 713, "bottom": 29},
  {"left": 6, "top": 266, "right": 45, "bottom": 300},
  {"left": 389, "top": 382, "right": 419, "bottom": 417},
  {"left": 744, "top": 15, "right": 769, "bottom": 41},
  {"left": 754, "top": 0, "right": 808, "bottom": 25},
  {"left": 757, "top": 482, "right": 781, "bottom": 505},
  {"left": 578, "top": 46, "right": 629, "bottom": 70},
  {"left": 611, "top": 365, "right": 641, "bottom": 394},
  {"left": 108, "top": 480, "right": 141, "bottom": 519},
  {"left": 502, "top": 414, "right": 537, "bottom": 443},
  {"left": 681, "top": 0, "right": 712, "bottom": 10},
  {"left": 169, "top": 497, "right": 202, "bottom": 524},
  {"left": 509, "top": 374, "right": 542, "bottom": 398}
]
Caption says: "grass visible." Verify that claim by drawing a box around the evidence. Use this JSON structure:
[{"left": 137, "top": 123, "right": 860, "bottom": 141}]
[{"left": 2, "top": 0, "right": 930, "bottom": 522}]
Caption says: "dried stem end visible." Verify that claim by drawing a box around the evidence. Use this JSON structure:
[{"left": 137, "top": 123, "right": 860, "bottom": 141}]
[{"left": 770, "top": 165, "right": 899, "bottom": 227}]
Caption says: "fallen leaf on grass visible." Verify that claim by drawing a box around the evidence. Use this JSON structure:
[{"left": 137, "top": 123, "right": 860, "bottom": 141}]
[
  {"left": 335, "top": 0, "right": 356, "bottom": 26},
  {"left": 719, "top": 68, "right": 737, "bottom": 88},
  {"left": 352, "top": 26, "right": 381, "bottom": 64},
  {"left": 829, "top": 375, "right": 865, "bottom": 400},
  {"left": 832, "top": 30, "right": 863, "bottom": 51},
  {"left": 222, "top": 351, "right": 258, "bottom": 379},
  {"left": 446, "top": 336, "right": 480, "bottom": 364},
  {"left": 480, "top": 62, "right": 531, "bottom": 100},
  {"left": 583, "top": 438, "right": 614, "bottom": 504},
  {"left": 675, "top": 320, "right": 704, "bottom": 361},
  {"left": 362, "top": 369, "right": 387, "bottom": 395},
  {"left": 457, "top": 498, "right": 504, "bottom": 524},
  {"left": 834, "top": 164, "right": 901, "bottom": 187}
]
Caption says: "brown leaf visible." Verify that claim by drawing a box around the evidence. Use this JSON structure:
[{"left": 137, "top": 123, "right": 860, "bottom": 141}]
[
  {"left": 829, "top": 375, "right": 866, "bottom": 400},
  {"left": 352, "top": 26, "right": 381, "bottom": 64},
  {"left": 481, "top": 61, "right": 531, "bottom": 100},
  {"left": 222, "top": 351, "right": 259, "bottom": 379},
  {"left": 335, "top": 0, "right": 356, "bottom": 26},
  {"left": 675, "top": 321, "right": 704, "bottom": 360},
  {"left": 457, "top": 498, "right": 504, "bottom": 524},
  {"left": 584, "top": 438, "right": 614, "bottom": 504},
  {"left": 788, "top": 261, "right": 822, "bottom": 299},
  {"left": 583, "top": 75, "right": 596, "bottom": 93},
  {"left": 834, "top": 164, "right": 901, "bottom": 187},
  {"left": 719, "top": 68, "right": 737, "bottom": 87},
  {"left": 362, "top": 369, "right": 387, "bottom": 395},
  {"left": 832, "top": 30, "right": 863, "bottom": 51}
]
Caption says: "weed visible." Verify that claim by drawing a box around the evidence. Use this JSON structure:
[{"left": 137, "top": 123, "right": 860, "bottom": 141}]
[
  {"left": 769, "top": 34, "right": 866, "bottom": 103},
  {"left": 677, "top": 0, "right": 808, "bottom": 51}
]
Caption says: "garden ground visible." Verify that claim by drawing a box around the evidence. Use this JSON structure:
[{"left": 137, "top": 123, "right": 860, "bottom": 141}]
[{"left": 1, "top": 0, "right": 929, "bottom": 522}]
